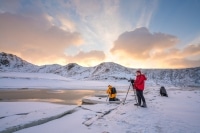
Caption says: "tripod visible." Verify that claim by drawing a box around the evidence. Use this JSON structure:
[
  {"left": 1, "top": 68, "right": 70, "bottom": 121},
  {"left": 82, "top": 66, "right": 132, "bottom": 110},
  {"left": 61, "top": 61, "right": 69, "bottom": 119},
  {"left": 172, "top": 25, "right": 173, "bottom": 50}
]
[{"left": 123, "top": 82, "right": 138, "bottom": 105}]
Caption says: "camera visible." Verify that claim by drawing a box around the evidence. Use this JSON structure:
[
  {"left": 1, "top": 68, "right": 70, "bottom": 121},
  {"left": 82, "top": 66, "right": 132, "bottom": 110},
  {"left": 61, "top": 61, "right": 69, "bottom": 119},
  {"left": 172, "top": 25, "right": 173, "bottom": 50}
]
[{"left": 128, "top": 78, "right": 134, "bottom": 83}]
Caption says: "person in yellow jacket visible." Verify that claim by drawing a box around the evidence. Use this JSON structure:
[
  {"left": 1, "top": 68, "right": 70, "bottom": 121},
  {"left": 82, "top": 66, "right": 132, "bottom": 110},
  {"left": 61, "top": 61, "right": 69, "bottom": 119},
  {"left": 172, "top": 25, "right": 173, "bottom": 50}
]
[{"left": 106, "top": 85, "right": 117, "bottom": 101}]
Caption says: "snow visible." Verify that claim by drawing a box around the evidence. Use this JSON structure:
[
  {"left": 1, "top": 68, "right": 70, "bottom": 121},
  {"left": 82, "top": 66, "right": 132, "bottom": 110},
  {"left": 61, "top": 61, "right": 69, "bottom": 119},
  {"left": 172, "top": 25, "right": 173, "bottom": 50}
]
[
  {"left": 0, "top": 72, "right": 128, "bottom": 89},
  {"left": 0, "top": 102, "right": 76, "bottom": 133},
  {"left": 93, "top": 88, "right": 200, "bottom": 133},
  {"left": 0, "top": 87, "right": 200, "bottom": 133},
  {"left": 0, "top": 70, "right": 200, "bottom": 132},
  {"left": 0, "top": 72, "right": 69, "bottom": 81}
]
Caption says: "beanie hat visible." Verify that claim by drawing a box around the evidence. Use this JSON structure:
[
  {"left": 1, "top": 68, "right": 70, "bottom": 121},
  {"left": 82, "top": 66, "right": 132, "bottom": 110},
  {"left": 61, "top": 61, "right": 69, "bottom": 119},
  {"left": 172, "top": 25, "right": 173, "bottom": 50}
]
[{"left": 136, "top": 70, "right": 141, "bottom": 74}]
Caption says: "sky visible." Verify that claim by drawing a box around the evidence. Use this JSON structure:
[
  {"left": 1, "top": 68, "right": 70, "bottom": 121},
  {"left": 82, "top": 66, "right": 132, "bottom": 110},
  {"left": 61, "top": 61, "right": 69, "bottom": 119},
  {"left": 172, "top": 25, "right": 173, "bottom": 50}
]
[{"left": 0, "top": 0, "right": 200, "bottom": 68}]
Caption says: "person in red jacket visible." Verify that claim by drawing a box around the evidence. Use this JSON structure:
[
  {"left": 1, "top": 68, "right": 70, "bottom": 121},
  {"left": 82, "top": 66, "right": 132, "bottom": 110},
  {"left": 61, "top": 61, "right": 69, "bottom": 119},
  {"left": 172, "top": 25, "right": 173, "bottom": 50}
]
[{"left": 133, "top": 70, "right": 147, "bottom": 108}]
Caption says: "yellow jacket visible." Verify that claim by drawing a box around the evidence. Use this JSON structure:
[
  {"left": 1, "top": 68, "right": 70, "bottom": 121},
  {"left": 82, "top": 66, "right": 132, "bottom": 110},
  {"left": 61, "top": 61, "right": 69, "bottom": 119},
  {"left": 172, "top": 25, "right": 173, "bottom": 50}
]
[{"left": 106, "top": 85, "right": 116, "bottom": 98}]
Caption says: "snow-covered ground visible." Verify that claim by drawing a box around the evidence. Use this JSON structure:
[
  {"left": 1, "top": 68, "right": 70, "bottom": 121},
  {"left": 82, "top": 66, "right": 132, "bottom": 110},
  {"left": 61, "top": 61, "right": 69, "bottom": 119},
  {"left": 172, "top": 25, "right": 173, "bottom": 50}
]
[
  {"left": 0, "top": 102, "right": 76, "bottom": 133},
  {"left": 0, "top": 72, "right": 128, "bottom": 90},
  {"left": 0, "top": 72, "right": 200, "bottom": 133},
  {"left": 0, "top": 87, "right": 200, "bottom": 133}
]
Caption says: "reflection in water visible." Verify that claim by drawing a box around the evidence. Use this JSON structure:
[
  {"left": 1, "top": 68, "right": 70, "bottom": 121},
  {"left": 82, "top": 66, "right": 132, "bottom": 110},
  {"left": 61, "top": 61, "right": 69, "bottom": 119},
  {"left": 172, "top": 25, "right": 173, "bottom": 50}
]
[
  {"left": 0, "top": 89, "right": 106, "bottom": 105},
  {"left": 3, "top": 99, "right": 82, "bottom": 105},
  {"left": 47, "top": 90, "right": 66, "bottom": 94}
]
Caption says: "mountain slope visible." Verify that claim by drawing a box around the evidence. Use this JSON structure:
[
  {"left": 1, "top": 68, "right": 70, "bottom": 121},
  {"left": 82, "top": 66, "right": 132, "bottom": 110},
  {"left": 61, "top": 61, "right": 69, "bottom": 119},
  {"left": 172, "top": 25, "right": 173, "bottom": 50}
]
[
  {"left": 0, "top": 52, "right": 200, "bottom": 87},
  {"left": 0, "top": 52, "right": 38, "bottom": 72},
  {"left": 143, "top": 68, "right": 200, "bottom": 87}
]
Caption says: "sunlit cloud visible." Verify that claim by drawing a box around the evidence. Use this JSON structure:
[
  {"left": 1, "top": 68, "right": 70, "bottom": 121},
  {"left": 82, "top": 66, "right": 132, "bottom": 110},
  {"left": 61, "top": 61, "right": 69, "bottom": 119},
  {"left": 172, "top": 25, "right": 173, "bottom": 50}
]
[
  {"left": 166, "top": 58, "right": 200, "bottom": 68},
  {"left": 152, "top": 43, "right": 200, "bottom": 67},
  {"left": 59, "top": 17, "right": 76, "bottom": 32},
  {"left": 68, "top": 0, "right": 124, "bottom": 52},
  {"left": 0, "top": 12, "right": 83, "bottom": 65},
  {"left": 136, "top": 0, "right": 158, "bottom": 28},
  {"left": 66, "top": 50, "right": 106, "bottom": 66},
  {"left": 189, "top": 35, "right": 200, "bottom": 45},
  {"left": 111, "top": 27, "right": 178, "bottom": 59},
  {"left": 111, "top": 27, "right": 200, "bottom": 68}
]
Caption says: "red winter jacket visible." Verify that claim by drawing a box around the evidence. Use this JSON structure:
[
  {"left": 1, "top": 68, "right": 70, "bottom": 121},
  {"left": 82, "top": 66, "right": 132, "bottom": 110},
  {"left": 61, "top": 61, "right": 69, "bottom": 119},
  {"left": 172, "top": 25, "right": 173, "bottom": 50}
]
[{"left": 134, "top": 74, "right": 147, "bottom": 91}]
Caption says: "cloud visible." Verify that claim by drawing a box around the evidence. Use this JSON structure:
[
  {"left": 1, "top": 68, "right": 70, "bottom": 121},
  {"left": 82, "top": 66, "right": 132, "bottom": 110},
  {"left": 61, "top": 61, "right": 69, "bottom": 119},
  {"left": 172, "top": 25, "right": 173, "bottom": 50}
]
[
  {"left": 0, "top": 0, "right": 110, "bottom": 66},
  {"left": 111, "top": 27, "right": 200, "bottom": 68},
  {"left": 71, "top": 0, "right": 103, "bottom": 19},
  {"left": 0, "top": 0, "right": 21, "bottom": 13},
  {"left": 0, "top": 12, "right": 83, "bottom": 65},
  {"left": 136, "top": 0, "right": 158, "bottom": 28},
  {"left": 151, "top": 43, "right": 200, "bottom": 68},
  {"left": 0, "top": 1, "right": 199, "bottom": 68},
  {"left": 66, "top": 50, "right": 105, "bottom": 66},
  {"left": 166, "top": 58, "right": 200, "bottom": 68},
  {"left": 181, "top": 44, "right": 200, "bottom": 56},
  {"left": 60, "top": 0, "right": 126, "bottom": 53},
  {"left": 151, "top": 43, "right": 200, "bottom": 59},
  {"left": 59, "top": 17, "right": 76, "bottom": 32},
  {"left": 111, "top": 27, "right": 178, "bottom": 59}
]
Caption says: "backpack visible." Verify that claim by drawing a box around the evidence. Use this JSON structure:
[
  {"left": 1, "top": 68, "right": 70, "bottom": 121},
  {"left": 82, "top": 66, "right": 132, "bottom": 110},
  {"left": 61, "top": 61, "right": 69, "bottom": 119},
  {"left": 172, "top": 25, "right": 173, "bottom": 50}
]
[
  {"left": 111, "top": 87, "right": 117, "bottom": 94},
  {"left": 160, "top": 86, "right": 168, "bottom": 97}
]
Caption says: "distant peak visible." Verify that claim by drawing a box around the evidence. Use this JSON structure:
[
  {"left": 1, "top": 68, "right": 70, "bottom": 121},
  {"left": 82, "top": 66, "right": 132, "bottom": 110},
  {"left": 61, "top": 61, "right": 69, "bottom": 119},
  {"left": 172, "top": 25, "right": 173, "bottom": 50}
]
[
  {"left": 98, "top": 62, "right": 117, "bottom": 65},
  {"left": 66, "top": 63, "right": 79, "bottom": 67},
  {"left": 96, "top": 62, "right": 127, "bottom": 68}
]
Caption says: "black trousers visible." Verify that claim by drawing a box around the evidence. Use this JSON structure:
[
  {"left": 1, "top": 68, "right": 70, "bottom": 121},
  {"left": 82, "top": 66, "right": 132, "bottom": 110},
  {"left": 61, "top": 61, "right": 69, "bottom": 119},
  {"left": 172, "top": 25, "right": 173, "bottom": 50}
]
[{"left": 136, "top": 90, "right": 146, "bottom": 105}]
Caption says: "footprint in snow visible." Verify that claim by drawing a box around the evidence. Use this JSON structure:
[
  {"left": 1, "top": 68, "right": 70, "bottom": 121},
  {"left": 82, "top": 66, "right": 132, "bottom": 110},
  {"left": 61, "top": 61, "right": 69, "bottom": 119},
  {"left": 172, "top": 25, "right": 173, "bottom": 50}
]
[{"left": 121, "top": 113, "right": 126, "bottom": 115}]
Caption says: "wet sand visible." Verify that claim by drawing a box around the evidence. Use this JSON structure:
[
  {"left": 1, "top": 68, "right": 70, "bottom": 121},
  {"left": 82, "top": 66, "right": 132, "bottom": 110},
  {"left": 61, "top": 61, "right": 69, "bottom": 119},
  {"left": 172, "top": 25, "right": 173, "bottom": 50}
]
[{"left": 0, "top": 89, "right": 106, "bottom": 105}]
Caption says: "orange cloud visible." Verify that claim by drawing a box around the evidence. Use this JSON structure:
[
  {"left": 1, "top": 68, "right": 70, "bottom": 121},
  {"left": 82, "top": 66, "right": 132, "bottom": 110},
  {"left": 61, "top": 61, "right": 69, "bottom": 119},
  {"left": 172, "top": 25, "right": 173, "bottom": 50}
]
[
  {"left": 66, "top": 50, "right": 106, "bottom": 66},
  {"left": 111, "top": 27, "right": 178, "bottom": 60},
  {"left": 181, "top": 44, "right": 200, "bottom": 56},
  {"left": 0, "top": 12, "right": 83, "bottom": 65},
  {"left": 166, "top": 58, "right": 200, "bottom": 68},
  {"left": 151, "top": 44, "right": 200, "bottom": 68},
  {"left": 111, "top": 27, "right": 200, "bottom": 68}
]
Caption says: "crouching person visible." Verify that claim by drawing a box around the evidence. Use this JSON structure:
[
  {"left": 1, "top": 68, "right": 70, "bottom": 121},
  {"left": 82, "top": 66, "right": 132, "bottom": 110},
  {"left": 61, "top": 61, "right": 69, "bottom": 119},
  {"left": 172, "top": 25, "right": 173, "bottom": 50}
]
[{"left": 106, "top": 85, "right": 117, "bottom": 101}]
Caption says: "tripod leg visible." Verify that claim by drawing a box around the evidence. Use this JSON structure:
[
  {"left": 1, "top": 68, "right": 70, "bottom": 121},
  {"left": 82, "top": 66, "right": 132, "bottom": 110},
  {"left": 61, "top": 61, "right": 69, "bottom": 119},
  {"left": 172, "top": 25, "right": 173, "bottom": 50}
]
[
  {"left": 123, "top": 83, "right": 131, "bottom": 104},
  {"left": 106, "top": 95, "right": 109, "bottom": 101}
]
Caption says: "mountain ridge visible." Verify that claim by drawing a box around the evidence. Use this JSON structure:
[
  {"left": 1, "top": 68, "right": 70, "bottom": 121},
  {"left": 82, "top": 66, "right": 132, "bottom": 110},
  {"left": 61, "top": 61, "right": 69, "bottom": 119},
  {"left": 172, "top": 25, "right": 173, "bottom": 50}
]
[
  {"left": 1, "top": 52, "right": 199, "bottom": 70},
  {"left": 1, "top": 52, "right": 200, "bottom": 87}
]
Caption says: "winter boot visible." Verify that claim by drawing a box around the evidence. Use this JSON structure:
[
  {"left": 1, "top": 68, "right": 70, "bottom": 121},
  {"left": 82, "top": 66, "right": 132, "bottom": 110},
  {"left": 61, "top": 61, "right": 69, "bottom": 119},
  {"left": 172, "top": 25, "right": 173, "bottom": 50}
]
[
  {"left": 134, "top": 103, "right": 141, "bottom": 106},
  {"left": 141, "top": 102, "right": 147, "bottom": 108}
]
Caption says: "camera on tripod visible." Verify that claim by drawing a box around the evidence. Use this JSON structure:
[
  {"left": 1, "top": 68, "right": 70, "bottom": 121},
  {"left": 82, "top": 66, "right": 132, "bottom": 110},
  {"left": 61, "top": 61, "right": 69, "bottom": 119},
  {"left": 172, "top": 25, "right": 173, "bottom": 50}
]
[{"left": 128, "top": 78, "right": 134, "bottom": 84}]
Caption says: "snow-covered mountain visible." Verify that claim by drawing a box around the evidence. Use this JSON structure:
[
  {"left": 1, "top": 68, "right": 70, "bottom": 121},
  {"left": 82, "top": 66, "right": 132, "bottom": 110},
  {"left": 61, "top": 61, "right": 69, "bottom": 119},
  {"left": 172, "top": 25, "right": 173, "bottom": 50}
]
[
  {"left": 143, "top": 68, "right": 200, "bottom": 87},
  {"left": 0, "top": 52, "right": 38, "bottom": 72},
  {"left": 0, "top": 52, "right": 200, "bottom": 87}
]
